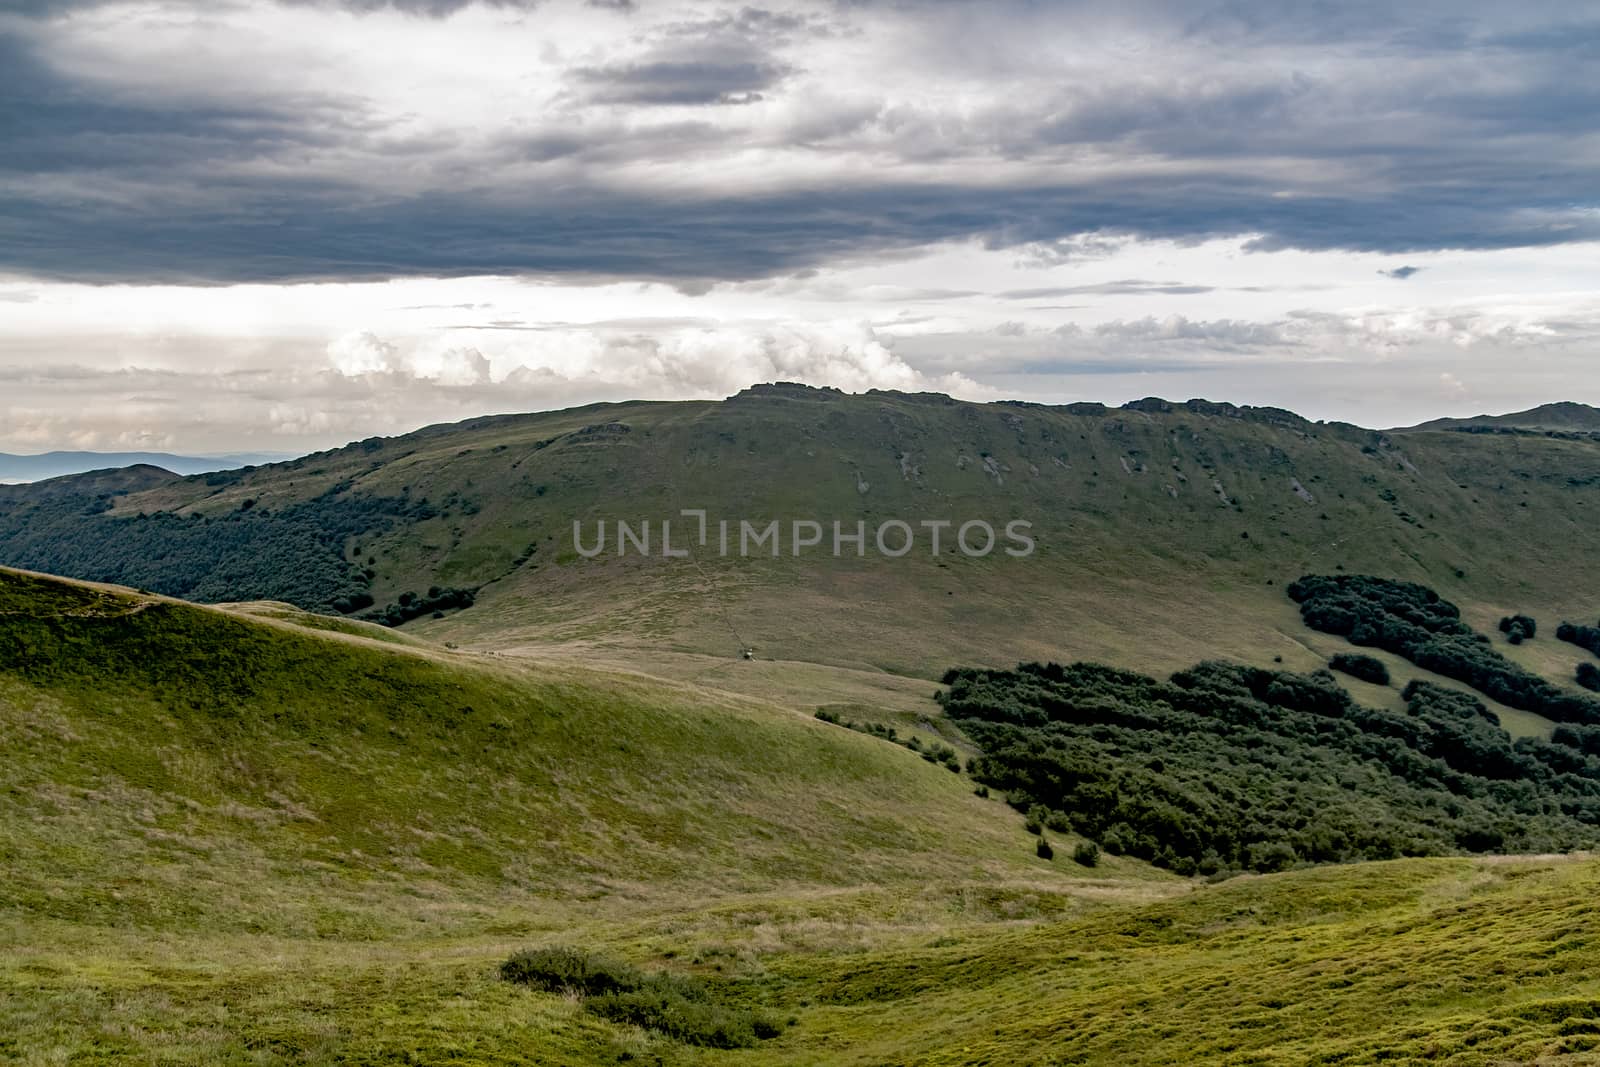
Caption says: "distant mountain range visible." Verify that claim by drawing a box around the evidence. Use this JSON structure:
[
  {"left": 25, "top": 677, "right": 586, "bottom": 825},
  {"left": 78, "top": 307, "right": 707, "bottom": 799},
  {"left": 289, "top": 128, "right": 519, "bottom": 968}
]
[
  {"left": 0, "top": 450, "right": 298, "bottom": 484},
  {"left": 1402, "top": 402, "right": 1600, "bottom": 434}
]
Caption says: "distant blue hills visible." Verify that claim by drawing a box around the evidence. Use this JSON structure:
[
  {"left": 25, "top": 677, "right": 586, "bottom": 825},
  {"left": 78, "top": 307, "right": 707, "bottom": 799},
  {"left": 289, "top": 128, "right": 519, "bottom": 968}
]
[{"left": 0, "top": 450, "right": 298, "bottom": 484}]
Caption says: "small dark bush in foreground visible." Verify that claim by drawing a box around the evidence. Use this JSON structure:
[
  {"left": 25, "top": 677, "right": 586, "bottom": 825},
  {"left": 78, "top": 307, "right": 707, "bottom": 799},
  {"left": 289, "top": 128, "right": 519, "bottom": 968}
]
[
  {"left": 500, "top": 947, "right": 787, "bottom": 1048},
  {"left": 588, "top": 988, "right": 783, "bottom": 1049},
  {"left": 499, "top": 947, "right": 640, "bottom": 996},
  {"left": 1036, "top": 836, "right": 1054, "bottom": 860}
]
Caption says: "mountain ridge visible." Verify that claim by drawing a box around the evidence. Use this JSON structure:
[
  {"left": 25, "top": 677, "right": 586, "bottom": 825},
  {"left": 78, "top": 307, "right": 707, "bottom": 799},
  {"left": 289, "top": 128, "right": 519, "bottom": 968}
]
[
  {"left": 1400, "top": 401, "right": 1600, "bottom": 434},
  {"left": 0, "top": 448, "right": 298, "bottom": 484},
  {"left": 1, "top": 387, "right": 1598, "bottom": 685}
]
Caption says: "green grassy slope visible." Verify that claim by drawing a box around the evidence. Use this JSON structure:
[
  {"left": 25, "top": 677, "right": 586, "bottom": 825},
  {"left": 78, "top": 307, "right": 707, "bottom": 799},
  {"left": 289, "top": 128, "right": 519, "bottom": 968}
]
[
  {"left": 0, "top": 565, "right": 1172, "bottom": 1064},
  {"left": 2, "top": 388, "right": 1598, "bottom": 686},
  {"left": 756, "top": 854, "right": 1600, "bottom": 1066},
  {"left": 10, "top": 856, "right": 1600, "bottom": 1066},
  {"left": 8, "top": 567, "right": 1600, "bottom": 1065},
  {"left": 0, "top": 567, "right": 1098, "bottom": 938}
]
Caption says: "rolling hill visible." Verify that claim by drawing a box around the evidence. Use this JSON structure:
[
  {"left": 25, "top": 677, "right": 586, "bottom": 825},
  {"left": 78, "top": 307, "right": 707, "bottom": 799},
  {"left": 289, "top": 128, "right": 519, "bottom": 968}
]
[
  {"left": 6, "top": 389, "right": 1600, "bottom": 1062},
  {"left": 0, "top": 566, "right": 1064, "bottom": 926},
  {"left": 7, "top": 565, "right": 1600, "bottom": 1064},
  {"left": 0, "top": 565, "right": 1122, "bottom": 1062},
  {"left": 1, "top": 386, "right": 1598, "bottom": 692},
  {"left": 1404, "top": 401, "right": 1600, "bottom": 434}
]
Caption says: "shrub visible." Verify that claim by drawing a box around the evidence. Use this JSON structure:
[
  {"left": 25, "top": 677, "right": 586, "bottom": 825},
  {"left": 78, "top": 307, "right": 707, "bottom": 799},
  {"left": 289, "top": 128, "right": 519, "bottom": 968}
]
[
  {"left": 1580, "top": 663, "right": 1600, "bottom": 694},
  {"left": 1500, "top": 614, "right": 1538, "bottom": 642},
  {"left": 921, "top": 741, "right": 961, "bottom": 771},
  {"left": 1558, "top": 622, "right": 1600, "bottom": 658},
  {"left": 1035, "top": 836, "right": 1054, "bottom": 860},
  {"left": 1329, "top": 652, "right": 1390, "bottom": 686},
  {"left": 1247, "top": 841, "right": 1299, "bottom": 872},
  {"left": 364, "top": 585, "right": 477, "bottom": 627},
  {"left": 499, "top": 947, "right": 641, "bottom": 996},
  {"left": 1073, "top": 841, "right": 1100, "bottom": 867},
  {"left": 500, "top": 948, "right": 786, "bottom": 1049},
  {"left": 586, "top": 988, "right": 769, "bottom": 1050}
]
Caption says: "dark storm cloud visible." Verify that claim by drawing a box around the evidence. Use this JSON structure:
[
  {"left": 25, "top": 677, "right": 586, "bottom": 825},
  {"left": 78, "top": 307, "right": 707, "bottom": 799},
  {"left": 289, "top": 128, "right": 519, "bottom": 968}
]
[
  {"left": 572, "top": 8, "right": 807, "bottom": 105},
  {"left": 0, "top": 0, "right": 92, "bottom": 14},
  {"left": 0, "top": 36, "right": 365, "bottom": 175},
  {"left": 1, "top": 0, "right": 1598, "bottom": 284},
  {"left": 574, "top": 50, "right": 790, "bottom": 105},
  {"left": 4, "top": 156, "right": 1598, "bottom": 286}
]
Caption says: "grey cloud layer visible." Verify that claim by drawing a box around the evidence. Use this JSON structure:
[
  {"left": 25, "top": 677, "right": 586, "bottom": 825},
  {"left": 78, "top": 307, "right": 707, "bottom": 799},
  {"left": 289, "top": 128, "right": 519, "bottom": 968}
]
[
  {"left": 2, "top": 0, "right": 1598, "bottom": 284},
  {"left": 2, "top": 0, "right": 543, "bottom": 13}
]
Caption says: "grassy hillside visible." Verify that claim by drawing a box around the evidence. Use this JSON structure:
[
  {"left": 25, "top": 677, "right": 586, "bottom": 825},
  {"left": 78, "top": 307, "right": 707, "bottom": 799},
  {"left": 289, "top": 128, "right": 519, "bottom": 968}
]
[
  {"left": 758, "top": 854, "right": 1600, "bottom": 1066},
  {"left": 0, "top": 565, "right": 1150, "bottom": 1061},
  {"left": 0, "top": 567, "right": 1090, "bottom": 934},
  {"left": 1, "top": 388, "right": 1598, "bottom": 685},
  {"left": 8, "top": 566, "right": 1600, "bottom": 1064}
]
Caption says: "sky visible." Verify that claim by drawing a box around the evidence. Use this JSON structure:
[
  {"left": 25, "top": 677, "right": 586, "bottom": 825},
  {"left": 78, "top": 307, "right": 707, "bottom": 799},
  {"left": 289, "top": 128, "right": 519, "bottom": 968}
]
[{"left": 1, "top": 0, "right": 1597, "bottom": 453}]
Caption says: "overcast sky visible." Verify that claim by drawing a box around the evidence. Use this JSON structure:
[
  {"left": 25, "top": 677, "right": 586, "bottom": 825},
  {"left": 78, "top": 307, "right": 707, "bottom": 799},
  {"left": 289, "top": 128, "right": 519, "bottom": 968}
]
[{"left": 1, "top": 0, "right": 1597, "bottom": 452}]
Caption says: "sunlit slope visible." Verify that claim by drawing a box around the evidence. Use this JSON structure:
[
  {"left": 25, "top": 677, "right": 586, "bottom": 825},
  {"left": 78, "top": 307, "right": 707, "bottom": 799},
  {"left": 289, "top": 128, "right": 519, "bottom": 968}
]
[
  {"left": 7, "top": 566, "right": 1600, "bottom": 1064},
  {"left": 0, "top": 566, "right": 1090, "bottom": 940},
  {"left": 755, "top": 854, "right": 1600, "bottom": 1066},
  {"left": 3, "top": 387, "right": 1598, "bottom": 676}
]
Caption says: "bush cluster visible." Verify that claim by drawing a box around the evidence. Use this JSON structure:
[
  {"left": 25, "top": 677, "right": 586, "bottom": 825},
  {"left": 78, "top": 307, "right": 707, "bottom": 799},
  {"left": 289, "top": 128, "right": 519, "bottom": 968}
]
[
  {"left": 1579, "top": 663, "right": 1600, "bottom": 694},
  {"left": 1557, "top": 621, "right": 1600, "bottom": 659},
  {"left": 940, "top": 659, "right": 1600, "bottom": 876},
  {"left": 1288, "top": 575, "right": 1600, "bottom": 724},
  {"left": 500, "top": 947, "right": 639, "bottom": 996},
  {"left": 1329, "top": 652, "right": 1390, "bottom": 686},
  {"left": 361, "top": 585, "right": 477, "bottom": 627},
  {"left": 1500, "top": 614, "right": 1538, "bottom": 644},
  {"left": 500, "top": 947, "right": 787, "bottom": 1049},
  {"left": 814, "top": 709, "right": 961, "bottom": 771}
]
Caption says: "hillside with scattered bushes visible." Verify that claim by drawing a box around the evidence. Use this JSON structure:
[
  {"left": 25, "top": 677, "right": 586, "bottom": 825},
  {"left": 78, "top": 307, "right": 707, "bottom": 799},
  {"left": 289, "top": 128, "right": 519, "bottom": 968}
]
[{"left": 1289, "top": 574, "right": 1600, "bottom": 724}]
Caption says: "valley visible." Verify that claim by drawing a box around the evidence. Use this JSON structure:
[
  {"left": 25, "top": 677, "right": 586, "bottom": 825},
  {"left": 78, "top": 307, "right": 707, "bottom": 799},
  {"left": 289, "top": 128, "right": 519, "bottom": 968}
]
[{"left": 4, "top": 391, "right": 1600, "bottom": 1064}]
